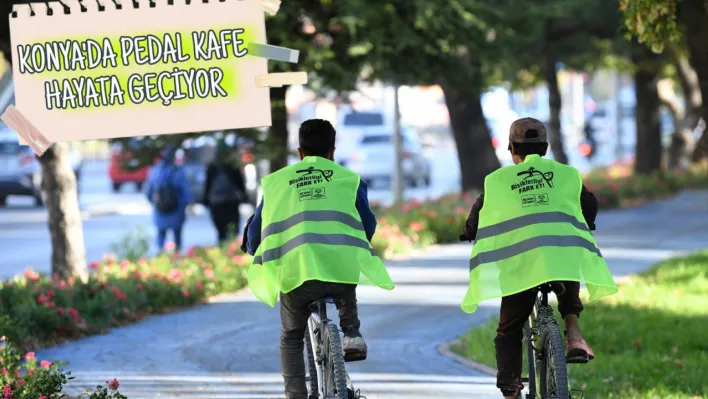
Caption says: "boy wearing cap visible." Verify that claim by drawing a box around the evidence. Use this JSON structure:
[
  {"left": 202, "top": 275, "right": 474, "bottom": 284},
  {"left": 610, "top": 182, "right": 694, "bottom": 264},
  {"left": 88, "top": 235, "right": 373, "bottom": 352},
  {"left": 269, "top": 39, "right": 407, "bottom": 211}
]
[{"left": 459, "top": 117, "right": 618, "bottom": 398}]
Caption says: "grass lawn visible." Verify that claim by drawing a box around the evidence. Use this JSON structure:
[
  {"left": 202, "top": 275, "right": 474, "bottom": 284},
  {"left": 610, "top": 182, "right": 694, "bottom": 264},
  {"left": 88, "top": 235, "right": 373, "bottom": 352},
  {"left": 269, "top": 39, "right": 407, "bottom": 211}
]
[{"left": 451, "top": 251, "right": 708, "bottom": 399}]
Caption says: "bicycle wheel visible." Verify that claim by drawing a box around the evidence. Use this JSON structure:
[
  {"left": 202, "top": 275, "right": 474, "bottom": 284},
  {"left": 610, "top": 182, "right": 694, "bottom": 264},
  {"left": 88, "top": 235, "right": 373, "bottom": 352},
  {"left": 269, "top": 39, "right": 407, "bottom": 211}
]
[
  {"left": 305, "top": 325, "right": 319, "bottom": 395},
  {"left": 523, "top": 320, "right": 537, "bottom": 398},
  {"left": 539, "top": 322, "right": 570, "bottom": 399},
  {"left": 323, "top": 324, "right": 348, "bottom": 399}
]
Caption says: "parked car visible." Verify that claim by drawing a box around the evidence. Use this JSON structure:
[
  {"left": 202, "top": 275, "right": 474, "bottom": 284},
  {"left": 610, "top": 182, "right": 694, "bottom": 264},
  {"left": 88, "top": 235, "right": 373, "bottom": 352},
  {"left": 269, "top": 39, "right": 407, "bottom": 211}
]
[
  {"left": 336, "top": 109, "right": 387, "bottom": 167},
  {"left": 347, "top": 129, "right": 432, "bottom": 189},
  {"left": 0, "top": 127, "right": 82, "bottom": 207},
  {"left": 108, "top": 139, "right": 152, "bottom": 192}
]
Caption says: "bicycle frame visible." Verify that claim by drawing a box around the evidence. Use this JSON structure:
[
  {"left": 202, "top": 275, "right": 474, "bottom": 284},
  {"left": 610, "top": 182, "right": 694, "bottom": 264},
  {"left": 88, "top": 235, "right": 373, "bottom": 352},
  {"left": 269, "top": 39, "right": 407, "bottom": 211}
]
[
  {"left": 527, "top": 285, "right": 561, "bottom": 398},
  {"left": 307, "top": 300, "right": 328, "bottom": 399}
]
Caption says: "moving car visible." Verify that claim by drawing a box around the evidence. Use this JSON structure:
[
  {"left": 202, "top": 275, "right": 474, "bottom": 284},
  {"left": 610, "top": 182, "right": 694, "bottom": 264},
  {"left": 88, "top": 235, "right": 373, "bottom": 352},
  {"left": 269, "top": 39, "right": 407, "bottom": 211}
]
[
  {"left": 347, "top": 129, "right": 432, "bottom": 189},
  {"left": 336, "top": 109, "right": 388, "bottom": 167}
]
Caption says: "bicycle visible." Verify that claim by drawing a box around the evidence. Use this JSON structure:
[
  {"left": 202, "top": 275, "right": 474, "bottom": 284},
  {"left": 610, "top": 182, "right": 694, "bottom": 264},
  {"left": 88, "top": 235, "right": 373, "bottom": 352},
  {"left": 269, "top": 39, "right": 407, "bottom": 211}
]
[
  {"left": 522, "top": 282, "right": 587, "bottom": 399},
  {"left": 305, "top": 297, "right": 365, "bottom": 399}
]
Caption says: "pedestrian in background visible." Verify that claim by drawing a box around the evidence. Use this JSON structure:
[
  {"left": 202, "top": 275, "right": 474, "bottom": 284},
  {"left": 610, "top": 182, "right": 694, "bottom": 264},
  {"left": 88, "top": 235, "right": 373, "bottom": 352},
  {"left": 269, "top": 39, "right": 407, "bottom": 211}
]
[
  {"left": 203, "top": 140, "right": 246, "bottom": 244},
  {"left": 145, "top": 146, "right": 191, "bottom": 253}
]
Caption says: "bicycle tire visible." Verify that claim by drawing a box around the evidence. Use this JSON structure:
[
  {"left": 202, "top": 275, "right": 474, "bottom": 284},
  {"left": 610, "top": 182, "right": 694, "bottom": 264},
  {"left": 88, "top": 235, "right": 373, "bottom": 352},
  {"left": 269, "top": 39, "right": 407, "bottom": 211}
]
[
  {"left": 539, "top": 322, "right": 570, "bottom": 399},
  {"left": 323, "top": 324, "right": 348, "bottom": 399},
  {"left": 305, "top": 325, "right": 319, "bottom": 395},
  {"left": 523, "top": 320, "right": 537, "bottom": 398}
]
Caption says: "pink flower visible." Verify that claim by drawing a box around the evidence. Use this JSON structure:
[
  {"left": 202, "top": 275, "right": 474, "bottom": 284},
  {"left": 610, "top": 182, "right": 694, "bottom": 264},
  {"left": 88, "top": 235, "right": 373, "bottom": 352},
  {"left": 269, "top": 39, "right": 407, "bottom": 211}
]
[
  {"left": 2, "top": 385, "right": 10, "bottom": 396},
  {"left": 58, "top": 280, "right": 68, "bottom": 290},
  {"left": 13, "top": 370, "right": 19, "bottom": 377},
  {"left": 15, "top": 380, "right": 23, "bottom": 387},
  {"left": 108, "top": 378, "right": 119, "bottom": 390},
  {"left": 164, "top": 241, "right": 176, "bottom": 251},
  {"left": 103, "top": 253, "right": 116, "bottom": 263},
  {"left": 1, "top": 368, "right": 7, "bottom": 376},
  {"left": 25, "top": 352, "right": 35, "bottom": 361},
  {"left": 136, "top": 283, "right": 144, "bottom": 291},
  {"left": 36, "top": 295, "right": 47, "bottom": 305},
  {"left": 195, "top": 281, "right": 203, "bottom": 290},
  {"left": 89, "top": 261, "right": 100, "bottom": 270},
  {"left": 183, "top": 290, "right": 190, "bottom": 298},
  {"left": 46, "top": 289, "right": 55, "bottom": 299},
  {"left": 40, "top": 360, "right": 51, "bottom": 369},
  {"left": 186, "top": 246, "right": 198, "bottom": 258},
  {"left": 120, "top": 260, "right": 131, "bottom": 271},
  {"left": 68, "top": 307, "right": 80, "bottom": 322},
  {"left": 204, "top": 269, "right": 215, "bottom": 280},
  {"left": 39, "top": 396, "right": 47, "bottom": 399},
  {"left": 231, "top": 255, "right": 245, "bottom": 264},
  {"left": 23, "top": 269, "right": 40, "bottom": 282},
  {"left": 408, "top": 222, "right": 424, "bottom": 232},
  {"left": 28, "top": 370, "right": 34, "bottom": 376},
  {"left": 168, "top": 269, "right": 184, "bottom": 281},
  {"left": 137, "top": 258, "right": 148, "bottom": 266}
]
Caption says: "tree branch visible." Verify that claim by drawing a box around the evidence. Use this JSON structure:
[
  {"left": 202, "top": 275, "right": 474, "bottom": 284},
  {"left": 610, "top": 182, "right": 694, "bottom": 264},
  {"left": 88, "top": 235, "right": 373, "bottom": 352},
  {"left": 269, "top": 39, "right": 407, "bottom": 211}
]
[{"left": 666, "top": 41, "right": 702, "bottom": 111}]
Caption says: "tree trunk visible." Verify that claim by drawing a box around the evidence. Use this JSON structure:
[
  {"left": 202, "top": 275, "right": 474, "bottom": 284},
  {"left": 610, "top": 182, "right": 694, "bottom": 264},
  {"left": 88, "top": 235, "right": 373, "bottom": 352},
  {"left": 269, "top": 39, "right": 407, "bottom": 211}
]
[
  {"left": 679, "top": 0, "right": 708, "bottom": 162},
  {"left": 0, "top": 26, "right": 87, "bottom": 282},
  {"left": 38, "top": 142, "right": 88, "bottom": 282},
  {"left": 545, "top": 21, "right": 569, "bottom": 164},
  {"left": 267, "top": 86, "right": 289, "bottom": 173},
  {"left": 631, "top": 42, "right": 663, "bottom": 175},
  {"left": 441, "top": 84, "right": 500, "bottom": 192}
]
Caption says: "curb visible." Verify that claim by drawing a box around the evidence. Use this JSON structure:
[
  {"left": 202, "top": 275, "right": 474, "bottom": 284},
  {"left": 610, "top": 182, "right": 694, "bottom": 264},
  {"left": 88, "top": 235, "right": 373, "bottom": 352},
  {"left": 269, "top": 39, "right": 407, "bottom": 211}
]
[{"left": 437, "top": 337, "right": 498, "bottom": 376}]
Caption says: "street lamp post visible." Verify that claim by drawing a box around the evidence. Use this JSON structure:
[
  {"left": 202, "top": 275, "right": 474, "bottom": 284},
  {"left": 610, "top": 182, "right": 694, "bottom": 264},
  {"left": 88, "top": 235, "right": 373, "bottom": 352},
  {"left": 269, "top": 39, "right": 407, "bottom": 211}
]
[{"left": 392, "top": 84, "right": 404, "bottom": 204}]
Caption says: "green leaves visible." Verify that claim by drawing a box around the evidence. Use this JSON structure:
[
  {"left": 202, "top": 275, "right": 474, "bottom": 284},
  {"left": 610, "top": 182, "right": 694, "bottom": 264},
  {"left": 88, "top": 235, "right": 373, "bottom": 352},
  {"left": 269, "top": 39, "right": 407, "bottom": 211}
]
[{"left": 620, "top": 0, "right": 681, "bottom": 52}]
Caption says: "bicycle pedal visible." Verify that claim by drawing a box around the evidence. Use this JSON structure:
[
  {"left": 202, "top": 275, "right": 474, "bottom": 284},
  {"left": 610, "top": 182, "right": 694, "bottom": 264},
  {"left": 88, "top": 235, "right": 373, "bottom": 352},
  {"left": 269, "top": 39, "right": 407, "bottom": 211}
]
[
  {"left": 566, "top": 354, "right": 589, "bottom": 364},
  {"left": 344, "top": 350, "right": 367, "bottom": 362}
]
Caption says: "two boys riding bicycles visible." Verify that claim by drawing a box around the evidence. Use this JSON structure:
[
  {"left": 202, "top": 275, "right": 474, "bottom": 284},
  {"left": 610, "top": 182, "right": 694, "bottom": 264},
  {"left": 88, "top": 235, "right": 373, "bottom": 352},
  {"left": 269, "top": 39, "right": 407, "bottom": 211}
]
[{"left": 244, "top": 117, "right": 617, "bottom": 399}]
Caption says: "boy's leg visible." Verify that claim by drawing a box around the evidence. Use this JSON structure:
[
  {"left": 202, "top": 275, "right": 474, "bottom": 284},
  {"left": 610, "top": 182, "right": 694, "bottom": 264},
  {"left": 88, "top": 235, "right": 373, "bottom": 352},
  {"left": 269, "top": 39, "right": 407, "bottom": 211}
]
[
  {"left": 496, "top": 288, "right": 537, "bottom": 398},
  {"left": 330, "top": 283, "right": 366, "bottom": 354},
  {"left": 557, "top": 281, "right": 594, "bottom": 359},
  {"left": 280, "top": 281, "right": 332, "bottom": 399},
  {"left": 280, "top": 289, "right": 315, "bottom": 399}
]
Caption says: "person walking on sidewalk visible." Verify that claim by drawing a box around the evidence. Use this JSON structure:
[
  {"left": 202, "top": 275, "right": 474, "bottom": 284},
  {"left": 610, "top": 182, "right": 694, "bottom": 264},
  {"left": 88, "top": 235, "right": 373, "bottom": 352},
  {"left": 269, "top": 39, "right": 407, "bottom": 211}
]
[
  {"left": 242, "top": 119, "right": 394, "bottom": 399},
  {"left": 203, "top": 140, "right": 246, "bottom": 244},
  {"left": 145, "top": 146, "right": 191, "bottom": 253},
  {"left": 459, "top": 117, "right": 618, "bottom": 399}
]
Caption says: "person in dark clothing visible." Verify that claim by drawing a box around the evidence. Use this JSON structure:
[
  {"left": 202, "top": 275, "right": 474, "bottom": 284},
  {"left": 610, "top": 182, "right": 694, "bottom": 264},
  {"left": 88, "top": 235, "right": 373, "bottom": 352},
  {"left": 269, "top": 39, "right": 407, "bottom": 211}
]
[
  {"left": 203, "top": 141, "right": 246, "bottom": 244},
  {"left": 460, "top": 118, "right": 599, "bottom": 399}
]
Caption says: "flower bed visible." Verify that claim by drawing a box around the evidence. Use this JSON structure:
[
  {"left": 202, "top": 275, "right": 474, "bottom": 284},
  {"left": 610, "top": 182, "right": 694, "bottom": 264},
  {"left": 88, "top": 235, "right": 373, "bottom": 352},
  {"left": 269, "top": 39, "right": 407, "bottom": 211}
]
[
  {"left": 0, "top": 242, "right": 249, "bottom": 353},
  {"left": 0, "top": 336, "right": 125, "bottom": 398}
]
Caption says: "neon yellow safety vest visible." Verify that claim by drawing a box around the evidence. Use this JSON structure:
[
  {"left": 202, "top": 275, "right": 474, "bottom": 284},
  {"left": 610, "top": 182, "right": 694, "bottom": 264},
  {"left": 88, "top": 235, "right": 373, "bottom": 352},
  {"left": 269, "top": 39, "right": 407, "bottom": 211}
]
[
  {"left": 461, "top": 154, "right": 618, "bottom": 313},
  {"left": 248, "top": 156, "right": 394, "bottom": 307}
]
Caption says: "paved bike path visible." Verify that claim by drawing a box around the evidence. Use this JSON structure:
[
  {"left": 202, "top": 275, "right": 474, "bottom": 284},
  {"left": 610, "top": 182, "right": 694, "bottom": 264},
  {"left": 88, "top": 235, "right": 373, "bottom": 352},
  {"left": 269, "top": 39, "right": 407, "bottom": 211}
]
[{"left": 38, "top": 190, "right": 708, "bottom": 399}]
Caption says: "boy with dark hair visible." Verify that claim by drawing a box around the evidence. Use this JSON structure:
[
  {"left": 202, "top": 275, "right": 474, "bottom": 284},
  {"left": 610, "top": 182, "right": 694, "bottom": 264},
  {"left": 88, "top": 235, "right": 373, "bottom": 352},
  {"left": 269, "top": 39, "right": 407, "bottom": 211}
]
[{"left": 243, "top": 119, "right": 394, "bottom": 399}]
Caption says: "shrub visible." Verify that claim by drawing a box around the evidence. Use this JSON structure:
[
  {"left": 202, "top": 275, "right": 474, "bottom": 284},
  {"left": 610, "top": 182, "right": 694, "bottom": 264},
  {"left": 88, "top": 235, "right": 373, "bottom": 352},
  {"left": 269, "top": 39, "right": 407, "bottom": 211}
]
[{"left": 0, "top": 336, "right": 125, "bottom": 398}]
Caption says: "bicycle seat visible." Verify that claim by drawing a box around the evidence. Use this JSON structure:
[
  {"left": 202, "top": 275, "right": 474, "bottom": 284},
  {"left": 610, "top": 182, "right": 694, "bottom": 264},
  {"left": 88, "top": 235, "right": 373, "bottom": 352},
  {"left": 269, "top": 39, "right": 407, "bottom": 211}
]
[
  {"left": 539, "top": 282, "right": 566, "bottom": 295},
  {"left": 308, "top": 297, "right": 335, "bottom": 313}
]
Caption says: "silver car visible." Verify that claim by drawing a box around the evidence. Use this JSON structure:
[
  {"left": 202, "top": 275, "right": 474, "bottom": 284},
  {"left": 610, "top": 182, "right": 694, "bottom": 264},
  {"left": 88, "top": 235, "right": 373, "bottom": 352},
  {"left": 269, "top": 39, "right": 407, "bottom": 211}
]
[
  {"left": 346, "top": 129, "right": 432, "bottom": 189},
  {"left": 0, "top": 134, "right": 43, "bottom": 206}
]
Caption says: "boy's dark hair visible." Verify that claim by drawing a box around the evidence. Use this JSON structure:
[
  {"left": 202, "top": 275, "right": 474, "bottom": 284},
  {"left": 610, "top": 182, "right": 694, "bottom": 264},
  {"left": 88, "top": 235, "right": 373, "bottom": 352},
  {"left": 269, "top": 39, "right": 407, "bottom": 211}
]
[
  {"left": 299, "top": 119, "right": 336, "bottom": 157},
  {"left": 509, "top": 140, "right": 549, "bottom": 157}
]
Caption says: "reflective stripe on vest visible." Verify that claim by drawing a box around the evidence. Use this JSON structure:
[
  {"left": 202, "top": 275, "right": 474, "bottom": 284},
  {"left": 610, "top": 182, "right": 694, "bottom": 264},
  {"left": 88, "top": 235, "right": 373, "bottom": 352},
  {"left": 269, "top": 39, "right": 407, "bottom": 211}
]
[
  {"left": 253, "top": 232, "right": 375, "bottom": 264},
  {"left": 475, "top": 211, "right": 590, "bottom": 240},
  {"left": 470, "top": 235, "right": 602, "bottom": 271},
  {"left": 261, "top": 210, "right": 365, "bottom": 240}
]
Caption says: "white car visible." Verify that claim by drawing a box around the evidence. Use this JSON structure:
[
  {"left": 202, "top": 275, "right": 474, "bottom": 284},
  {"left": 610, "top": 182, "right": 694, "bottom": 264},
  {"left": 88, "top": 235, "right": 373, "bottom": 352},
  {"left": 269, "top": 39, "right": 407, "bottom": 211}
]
[{"left": 347, "top": 129, "right": 432, "bottom": 189}]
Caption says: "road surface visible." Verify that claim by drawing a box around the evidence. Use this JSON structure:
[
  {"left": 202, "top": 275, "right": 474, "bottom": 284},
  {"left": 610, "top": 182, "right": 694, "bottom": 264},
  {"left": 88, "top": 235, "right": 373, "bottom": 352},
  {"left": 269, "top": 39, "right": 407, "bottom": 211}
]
[{"left": 32, "top": 190, "right": 708, "bottom": 399}]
